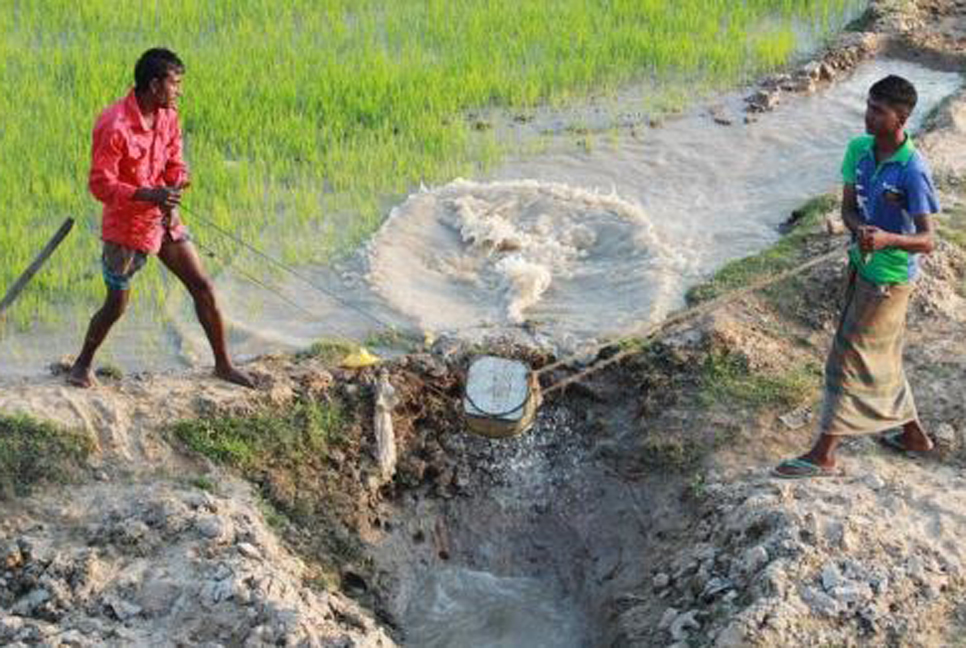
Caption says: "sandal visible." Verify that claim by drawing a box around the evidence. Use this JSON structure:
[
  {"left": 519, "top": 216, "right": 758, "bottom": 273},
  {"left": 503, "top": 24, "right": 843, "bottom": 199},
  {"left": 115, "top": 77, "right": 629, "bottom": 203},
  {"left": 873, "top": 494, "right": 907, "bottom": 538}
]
[{"left": 772, "top": 457, "right": 844, "bottom": 480}]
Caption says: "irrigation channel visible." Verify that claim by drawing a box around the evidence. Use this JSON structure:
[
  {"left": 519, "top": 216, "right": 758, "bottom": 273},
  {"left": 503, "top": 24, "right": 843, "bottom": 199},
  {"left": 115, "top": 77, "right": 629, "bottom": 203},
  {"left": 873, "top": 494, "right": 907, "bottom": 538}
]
[{"left": 1, "top": 57, "right": 960, "bottom": 376}]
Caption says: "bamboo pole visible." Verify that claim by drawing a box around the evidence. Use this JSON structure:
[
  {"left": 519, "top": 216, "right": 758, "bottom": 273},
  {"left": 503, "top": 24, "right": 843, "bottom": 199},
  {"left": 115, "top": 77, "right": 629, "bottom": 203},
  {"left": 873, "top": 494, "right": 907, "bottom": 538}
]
[{"left": 0, "top": 217, "right": 75, "bottom": 318}]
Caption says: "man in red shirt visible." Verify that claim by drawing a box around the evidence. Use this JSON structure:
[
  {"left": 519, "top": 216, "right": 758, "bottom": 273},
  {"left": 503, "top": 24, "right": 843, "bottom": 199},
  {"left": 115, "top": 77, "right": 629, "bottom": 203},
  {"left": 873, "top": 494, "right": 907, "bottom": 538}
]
[{"left": 69, "top": 48, "right": 252, "bottom": 388}]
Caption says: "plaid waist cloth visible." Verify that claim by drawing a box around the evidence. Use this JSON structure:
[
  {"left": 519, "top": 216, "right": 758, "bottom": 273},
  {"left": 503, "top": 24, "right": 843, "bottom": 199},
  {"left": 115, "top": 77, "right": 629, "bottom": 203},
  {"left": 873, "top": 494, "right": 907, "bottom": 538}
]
[{"left": 819, "top": 269, "right": 918, "bottom": 436}]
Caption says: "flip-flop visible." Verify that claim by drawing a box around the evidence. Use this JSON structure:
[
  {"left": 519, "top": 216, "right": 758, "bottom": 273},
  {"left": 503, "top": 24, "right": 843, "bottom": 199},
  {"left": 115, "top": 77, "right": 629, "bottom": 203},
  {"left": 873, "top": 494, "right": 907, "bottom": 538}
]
[
  {"left": 772, "top": 457, "right": 843, "bottom": 480},
  {"left": 879, "top": 429, "right": 934, "bottom": 455}
]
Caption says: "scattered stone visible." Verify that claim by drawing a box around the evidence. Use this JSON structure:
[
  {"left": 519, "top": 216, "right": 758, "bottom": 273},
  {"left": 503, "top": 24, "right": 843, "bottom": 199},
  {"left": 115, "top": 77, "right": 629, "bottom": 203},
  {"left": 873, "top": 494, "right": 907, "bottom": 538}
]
[
  {"left": 11, "top": 587, "right": 51, "bottom": 616},
  {"left": 236, "top": 542, "right": 262, "bottom": 561},
  {"left": 653, "top": 572, "right": 671, "bottom": 590},
  {"left": 195, "top": 515, "right": 230, "bottom": 543},
  {"left": 739, "top": 545, "right": 769, "bottom": 577},
  {"left": 934, "top": 423, "right": 958, "bottom": 456},
  {"left": 701, "top": 577, "right": 734, "bottom": 602},
  {"left": 710, "top": 105, "right": 734, "bottom": 126},
  {"left": 747, "top": 89, "right": 780, "bottom": 112},
  {"left": 863, "top": 473, "right": 886, "bottom": 490},
  {"left": 821, "top": 212, "right": 845, "bottom": 235},
  {"left": 821, "top": 562, "right": 843, "bottom": 592},
  {"left": 103, "top": 595, "right": 142, "bottom": 622},
  {"left": 659, "top": 607, "right": 679, "bottom": 630},
  {"left": 670, "top": 610, "right": 701, "bottom": 641},
  {"left": 778, "top": 405, "right": 812, "bottom": 430}
]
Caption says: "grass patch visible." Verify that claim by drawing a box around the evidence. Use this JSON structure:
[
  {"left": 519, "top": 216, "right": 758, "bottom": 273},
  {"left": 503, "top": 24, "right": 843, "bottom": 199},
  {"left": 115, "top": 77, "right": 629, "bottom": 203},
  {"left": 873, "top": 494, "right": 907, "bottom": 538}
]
[
  {"left": 295, "top": 339, "right": 357, "bottom": 364},
  {"left": 699, "top": 352, "right": 821, "bottom": 409},
  {"left": 363, "top": 328, "right": 424, "bottom": 354},
  {"left": 169, "top": 399, "right": 344, "bottom": 471},
  {"left": 939, "top": 202, "right": 966, "bottom": 251},
  {"left": 188, "top": 475, "right": 216, "bottom": 492},
  {"left": 1, "top": 1, "right": 863, "bottom": 328},
  {"left": 168, "top": 397, "right": 373, "bottom": 583},
  {"left": 0, "top": 413, "right": 93, "bottom": 498},
  {"left": 686, "top": 193, "right": 838, "bottom": 304}
]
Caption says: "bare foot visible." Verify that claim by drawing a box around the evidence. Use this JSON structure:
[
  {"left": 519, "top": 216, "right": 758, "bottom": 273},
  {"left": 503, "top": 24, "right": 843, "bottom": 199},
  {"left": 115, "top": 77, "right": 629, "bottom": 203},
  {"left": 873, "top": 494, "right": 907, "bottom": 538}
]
[
  {"left": 67, "top": 364, "right": 96, "bottom": 388},
  {"left": 896, "top": 421, "right": 934, "bottom": 452},
  {"left": 215, "top": 365, "right": 255, "bottom": 389}
]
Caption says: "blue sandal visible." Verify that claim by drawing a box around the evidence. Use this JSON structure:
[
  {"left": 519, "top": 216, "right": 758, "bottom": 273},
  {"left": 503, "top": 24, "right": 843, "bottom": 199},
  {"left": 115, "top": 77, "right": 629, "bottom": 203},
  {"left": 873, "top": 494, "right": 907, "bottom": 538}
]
[{"left": 772, "top": 457, "right": 843, "bottom": 480}]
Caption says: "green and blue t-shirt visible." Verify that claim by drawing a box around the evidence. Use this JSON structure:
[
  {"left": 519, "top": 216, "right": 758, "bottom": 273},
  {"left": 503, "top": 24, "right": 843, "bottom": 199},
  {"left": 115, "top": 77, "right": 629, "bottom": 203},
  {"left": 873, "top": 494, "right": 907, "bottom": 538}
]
[{"left": 841, "top": 133, "right": 939, "bottom": 284}]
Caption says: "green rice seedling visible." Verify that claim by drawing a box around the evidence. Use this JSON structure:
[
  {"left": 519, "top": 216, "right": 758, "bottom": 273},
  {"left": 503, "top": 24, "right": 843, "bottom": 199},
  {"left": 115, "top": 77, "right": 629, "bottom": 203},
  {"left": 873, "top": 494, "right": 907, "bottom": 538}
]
[{"left": 0, "top": 0, "right": 863, "bottom": 336}]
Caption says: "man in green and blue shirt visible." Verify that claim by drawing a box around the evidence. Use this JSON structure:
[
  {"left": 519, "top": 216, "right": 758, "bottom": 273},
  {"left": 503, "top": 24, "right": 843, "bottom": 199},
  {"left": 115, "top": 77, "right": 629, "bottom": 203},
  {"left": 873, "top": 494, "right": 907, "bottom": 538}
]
[{"left": 775, "top": 75, "right": 939, "bottom": 478}]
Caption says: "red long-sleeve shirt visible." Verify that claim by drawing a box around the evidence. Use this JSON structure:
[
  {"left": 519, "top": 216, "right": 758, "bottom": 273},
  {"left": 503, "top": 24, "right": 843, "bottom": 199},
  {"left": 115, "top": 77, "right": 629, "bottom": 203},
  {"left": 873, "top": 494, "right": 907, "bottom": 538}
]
[{"left": 89, "top": 90, "right": 189, "bottom": 253}]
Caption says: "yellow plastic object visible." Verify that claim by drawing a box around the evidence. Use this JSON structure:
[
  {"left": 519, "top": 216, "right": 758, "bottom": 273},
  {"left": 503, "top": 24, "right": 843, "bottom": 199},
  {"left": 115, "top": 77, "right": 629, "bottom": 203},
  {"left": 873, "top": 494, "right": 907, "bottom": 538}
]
[{"left": 340, "top": 347, "right": 381, "bottom": 369}]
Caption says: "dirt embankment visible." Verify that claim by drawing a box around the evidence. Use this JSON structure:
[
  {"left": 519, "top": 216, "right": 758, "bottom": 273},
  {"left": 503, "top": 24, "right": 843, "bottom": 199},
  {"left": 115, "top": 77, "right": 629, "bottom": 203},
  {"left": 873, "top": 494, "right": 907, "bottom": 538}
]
[{"left": 3, "top": 1, "right": 966, "bottom": 646}]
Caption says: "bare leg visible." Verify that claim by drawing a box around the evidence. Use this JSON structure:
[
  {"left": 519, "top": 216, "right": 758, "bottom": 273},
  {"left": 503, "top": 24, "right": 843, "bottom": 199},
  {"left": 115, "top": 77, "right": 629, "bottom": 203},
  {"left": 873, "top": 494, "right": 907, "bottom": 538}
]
[
  {"left": 68, "top": 289, "right": 130, "bottom": 388},
  {"left": 158, "top": 238, "right": 253, "bottom": 387}
]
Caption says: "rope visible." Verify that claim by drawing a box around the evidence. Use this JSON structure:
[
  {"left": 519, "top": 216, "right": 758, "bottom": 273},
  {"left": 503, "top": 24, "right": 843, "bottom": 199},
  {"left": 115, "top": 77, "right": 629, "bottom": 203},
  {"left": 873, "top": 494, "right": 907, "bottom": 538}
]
[
  {"left": 538, "top": 244, "right": 846, "bottom": 396},
  {"left": 193, "top": 239, "right": 319, "bottom": 318},
  {"left": 179, "top": 203, "right": 402, "bottom": 334}
]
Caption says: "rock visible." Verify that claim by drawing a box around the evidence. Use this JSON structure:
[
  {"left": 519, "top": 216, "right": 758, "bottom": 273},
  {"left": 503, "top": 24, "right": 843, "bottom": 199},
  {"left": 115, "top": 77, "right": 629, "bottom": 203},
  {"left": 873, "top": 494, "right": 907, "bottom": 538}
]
[
  {"left": 103, "top": 595, "right": 142, "bottom": 621},
  {"left": 740, "top": 545, "right": 769, "bottom": 577},
  {"left": 1, "top": 542, "right": 22, "bottom": 569},
  {"left": 778, "top": 405, "right": 812, "bottom": 430},
  {"left": 137, "top": 579, "right": 182, "bottom": 618},
  {"left": 653, "top": 572, "right": 671, "bottom": 590},
  {"left": 659, "top": 607, "right": 679, "bottom": 630},
  {"left": 670, "top": 610, "right": 700, "bottom": 641},
  {"left": 17, "top": 538, "right": 35, "bottom": 561},
  {"left": 821, "top": 562, "right": 843, "bottom": 592},
  {"left": 715, "top": 621, "right": 750, "bottom": 648},
  {"left": 823, "top": 520, "right": 852, "bottom": 550},
  {"left": 710, "top": 105, "right": 733, "bottom": 126},
  {"left": 934, "top": 423, "right": 958, "bottom": 455},
  {"left": 11, "top": 587, "right": 50, "bottom": 616},
  {"left": 747, "top": 90, "right": 780, "bottom": 112},
  {"left": 863, "top": 473, "right": 886, "bottom": 490},
  {"left": 824, "top": 214, "right": 846, "bottom": 235},
  {"left": 182, "top": 490, "right": 217, "bottom": 512},
  {"left": 701, "top": 576, "right": 734, "bottom": 602},
  {"left": 236, "top": 542, "right": 262, "bottom": 561},
  {"left": 801, "top": 585, "right": 842, "bottom": 617},
  {"left": 200, "top": 578, "right": 235, "bottom": 605},
  {"left": 195, "top": 516, "right": 230, "bottom": 543},
  {"left": 831, "top": 582, "right": 873, "bottom": 607},
  {"left": 762, "top": 73, "right": 791, "bottom": 90},
  {"left": 0, "top": 615, "right": 25, "bottom": 640}
]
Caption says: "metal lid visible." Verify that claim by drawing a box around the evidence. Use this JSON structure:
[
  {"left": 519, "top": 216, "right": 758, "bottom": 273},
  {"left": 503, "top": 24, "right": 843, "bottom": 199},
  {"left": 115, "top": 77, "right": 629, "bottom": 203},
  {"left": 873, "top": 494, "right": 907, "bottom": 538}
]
[{"left": 464, "top": 356, "right": 531, "bottom": 422}]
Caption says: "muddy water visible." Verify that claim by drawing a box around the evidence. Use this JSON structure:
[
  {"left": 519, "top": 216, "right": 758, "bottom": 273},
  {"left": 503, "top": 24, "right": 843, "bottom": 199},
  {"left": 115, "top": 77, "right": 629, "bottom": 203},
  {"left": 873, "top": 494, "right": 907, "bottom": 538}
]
[
  {"left": 0, "top": 59, "right": 960, "bottom": 377},
  {"left": 368, "top": 59, "right": 962, "bottom": 342},
  {"left": 404, "top": 568, "right": 585, "bottom": 648}
]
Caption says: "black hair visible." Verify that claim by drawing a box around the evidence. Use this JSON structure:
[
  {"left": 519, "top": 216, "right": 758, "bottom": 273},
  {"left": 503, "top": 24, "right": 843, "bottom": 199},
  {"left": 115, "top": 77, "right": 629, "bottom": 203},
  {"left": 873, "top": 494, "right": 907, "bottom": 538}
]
[
  {"left": 869, "top": 75, "right": 918, "bottom": 117},
  {"left": 134, "top": 48, "right": 185, "bottom": 93}
]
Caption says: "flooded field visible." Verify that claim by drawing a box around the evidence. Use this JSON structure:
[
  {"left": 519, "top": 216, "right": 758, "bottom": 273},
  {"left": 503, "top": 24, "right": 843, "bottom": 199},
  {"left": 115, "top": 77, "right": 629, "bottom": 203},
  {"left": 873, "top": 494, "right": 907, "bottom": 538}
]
[{"left": 2, "top": 58, "right": 959, "bottom": 376}]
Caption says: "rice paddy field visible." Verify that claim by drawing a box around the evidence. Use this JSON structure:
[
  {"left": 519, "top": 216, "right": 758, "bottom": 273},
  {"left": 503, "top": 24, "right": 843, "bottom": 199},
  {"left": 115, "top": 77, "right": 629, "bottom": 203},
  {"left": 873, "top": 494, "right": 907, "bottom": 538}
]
[{"left": 1, "top": 0, "right": 861, "bottom": 335}]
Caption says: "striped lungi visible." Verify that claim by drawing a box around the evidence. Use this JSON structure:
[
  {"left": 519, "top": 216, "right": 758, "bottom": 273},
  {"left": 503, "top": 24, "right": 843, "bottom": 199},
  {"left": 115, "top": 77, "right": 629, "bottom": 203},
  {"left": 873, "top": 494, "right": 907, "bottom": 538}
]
[{"left": 819, "top": 268, "right": 918, "bottom": 436}]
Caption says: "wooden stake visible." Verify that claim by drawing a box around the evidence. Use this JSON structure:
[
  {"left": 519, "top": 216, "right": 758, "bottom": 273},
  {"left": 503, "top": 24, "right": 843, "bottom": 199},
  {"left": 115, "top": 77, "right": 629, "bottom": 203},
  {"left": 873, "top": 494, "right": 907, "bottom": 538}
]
[{"left": 0, "top": 218, "right": 75, "bottom": 318}]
